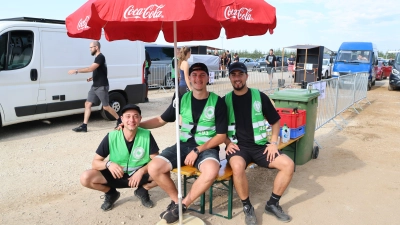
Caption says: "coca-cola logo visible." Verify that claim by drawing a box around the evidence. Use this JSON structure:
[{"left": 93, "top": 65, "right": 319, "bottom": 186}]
[
  {"left": 224, "top": 6, "right": 253, "bottom": 21},
  {"left": 123, "top": 4, "right": 165, "bottom": 19},
  {"left": 77, "top": 16, "right": 90, "bottom": 30}
]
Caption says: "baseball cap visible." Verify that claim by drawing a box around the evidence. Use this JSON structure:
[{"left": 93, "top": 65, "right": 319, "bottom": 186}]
[
  {"left": 189, "top": 63, "right": 209, "bottom": 76},
  {"left": 119, "top": 104, "right": 141, "bottom": 116},
  {"left": 229, "top": 62, "right": 247, "bottom": 74}
]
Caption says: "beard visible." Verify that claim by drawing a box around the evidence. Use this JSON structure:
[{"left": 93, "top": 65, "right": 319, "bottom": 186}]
[
  {"left": 232, "top": 82, "right": 246, "bottom": 91},
  {"left": 91, "top": 50, "right": 97, "bottom": 56}
]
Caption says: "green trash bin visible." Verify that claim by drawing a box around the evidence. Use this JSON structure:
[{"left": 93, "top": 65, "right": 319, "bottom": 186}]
[{"left": 269, "top": 89, "right": 320, "bottom": 165}]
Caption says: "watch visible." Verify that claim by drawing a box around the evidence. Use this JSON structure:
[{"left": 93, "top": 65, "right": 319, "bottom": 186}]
[
  {"left": 270, "top": 141, "right": 278, "bottom": 145},
  {"left": 193, "top": 147, "right": 200, "bottom": 155},
  {"left": 106, "top": 160, "right": 112, "bottom": 168},
  {"left": 75, "top": 69, "right": 78, "bottom": 74}
]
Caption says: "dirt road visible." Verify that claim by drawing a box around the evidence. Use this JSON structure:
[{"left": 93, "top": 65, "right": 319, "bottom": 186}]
[{"left": 1, "top": 80, "right": 399, "bottom": 225}]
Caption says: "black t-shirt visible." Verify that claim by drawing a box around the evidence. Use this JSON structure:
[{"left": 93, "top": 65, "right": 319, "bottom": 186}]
[
  {"left": 288, "top": 57, "right": 295, "bottom": 65},
  {"left": 93, "top": 53, "right": 109, "bottom": 87},
  {"left": 161, "top": 93, "right": 227, "bottom": 149},
  {"left": 233, "top": 56, "right": 239, "bottom": 62},
  {"left": 265, "top": 54, "right": 276, "bottom": 67},
  {"left": 223, "top": 89, "right": 280, "bottom": 149},
  {"left": 227, "top": 53, "right": 232, "bottom": 65},
  {"left": 96, "top": 132, "right": 159, "bottom": 158}
]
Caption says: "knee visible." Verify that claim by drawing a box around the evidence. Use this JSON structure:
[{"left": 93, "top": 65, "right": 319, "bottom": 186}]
[
  {"left": 102, "top": 105, "right": 109, "bottom": 110},
  {"left": 148, "top": 159, "right": 169, "bottom": 177},
  {"left": 85, "top": 102, "right": 92, "bottom": 108},
  {"left": 80, "top": 171, "right": 92, "bottom": 187},
  {"left": 280, "top": 156, "right": 295, "bottom": 174}
]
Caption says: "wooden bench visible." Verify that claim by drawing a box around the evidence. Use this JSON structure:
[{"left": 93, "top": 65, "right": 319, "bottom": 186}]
[{"left": 172, "top": 135, "right": 304, "bottom": 219}]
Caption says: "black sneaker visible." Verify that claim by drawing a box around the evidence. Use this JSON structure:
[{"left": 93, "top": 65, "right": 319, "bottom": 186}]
[
  {"left": 162, "top": 203, "right": 187, "bottom": 224},
  {"left": 243, "top": 205, "right": 257, "bottom": 225},
  {"left": 72, "top": 125, "right": 87, "bottom": 132},
  {"left": 159, "top": 201, "right": 176, "bottom": 219},
  {"left": 144, "top": 97, "right": 149, "bottom": 103},
  {"left": 264, "top": 203, "right": 291, "bottom": 222},
  {"left": 134, "top": 189, "right": 153, "bottom": 208},
  {"left": 100, "top": 191, "right": 120, "bottom": 211}
]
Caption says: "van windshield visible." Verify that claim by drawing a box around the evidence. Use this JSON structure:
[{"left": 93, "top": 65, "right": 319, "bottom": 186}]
[{"left": 337, "top": 50, "right": 371, "bottom": 63}]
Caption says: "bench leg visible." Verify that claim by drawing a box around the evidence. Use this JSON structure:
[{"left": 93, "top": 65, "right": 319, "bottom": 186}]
[
  {"left": 200, "top": 191, "right": 205, "bottom": 214},
  {"left": 227, "top": 178, "right": 233, "bottom": 219},
  {"left": 209, "top": 183, "right": 214, "bottom": 214},
  {"left": 184, "top": 175, "right": 188, "bottom": 196}
]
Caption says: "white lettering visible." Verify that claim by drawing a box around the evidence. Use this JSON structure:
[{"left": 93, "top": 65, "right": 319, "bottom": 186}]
[
  {"left": 77, "top": 16, "right": 90, "bottom": 30},
  {"left": 224, "top": 6, "right": 253, "bottom": 21},
  {"left": 123, "top": 4, "right": 165, "bottom": 19}
]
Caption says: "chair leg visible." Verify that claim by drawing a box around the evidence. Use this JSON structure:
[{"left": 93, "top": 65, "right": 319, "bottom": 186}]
[{"left": 228, "top": 179, "right": 233, "bottom": 219}]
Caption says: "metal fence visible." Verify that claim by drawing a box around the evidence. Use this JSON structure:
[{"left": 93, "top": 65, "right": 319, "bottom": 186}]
[{"left": 308, "top": 72, "right": 371, "bottom": 147}]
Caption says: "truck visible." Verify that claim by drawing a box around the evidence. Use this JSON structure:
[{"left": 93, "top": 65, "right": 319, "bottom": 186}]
[
  {"left": 332, "top": 42, "right": 378, "bottom": 90},
  {"left": 0, "top": 17, "right": 146, "bottom": 127}
]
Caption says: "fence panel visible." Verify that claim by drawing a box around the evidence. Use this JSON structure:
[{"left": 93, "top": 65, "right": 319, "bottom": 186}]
[{"left": 336, "top": 74, "right": 356, "bottom": 115}]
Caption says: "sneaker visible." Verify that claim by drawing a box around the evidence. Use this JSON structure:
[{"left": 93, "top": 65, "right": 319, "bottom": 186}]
[
  {"left": 100, "top": 191, "right": 120, "bottom": 211},
  {"left": 144, "top": 97, "right": 149, "bottom": 103},
  {"left": 134, "top": 189, "right": 153, "bottom": 208},
  {"left": 264, "top": 203, "right": 291, "bottom": 222},
  {"left": 243, "top": 205, "right": 257, "bottom": 225},
  {"left": 162, "top": 203, "right": 187, "bottom": 224},
  {"left": 159, "top": 201, "right": 176, "bottom": 219},
  {"left": 72, "top": 125, "right": 87, "bottom": 132}
]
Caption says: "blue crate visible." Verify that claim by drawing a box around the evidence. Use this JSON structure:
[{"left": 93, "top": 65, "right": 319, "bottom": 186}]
[{"left": 280, "top": 125, "right": 306, "bottom": 139}]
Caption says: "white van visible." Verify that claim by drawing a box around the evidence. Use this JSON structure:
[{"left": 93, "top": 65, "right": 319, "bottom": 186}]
[{"left": 0, "top": 17, "right": 146, "bottom": 127}]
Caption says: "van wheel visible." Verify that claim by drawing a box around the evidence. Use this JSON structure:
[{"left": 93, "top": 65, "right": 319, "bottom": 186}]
[
  {"left": 372, "top": 79, "right": 376, "bottom": 86},
  {"left": 388, "top": 84, "right": 393, "bottom": 91},
  {"left": 324, "top": 71, "right": 328, "bottom": 79},
  {"left": 101, "top": 92, "right": 126, "bottom": 121},
  {"left": 367, "top": 80, "right": 372, "bottom": 91}
]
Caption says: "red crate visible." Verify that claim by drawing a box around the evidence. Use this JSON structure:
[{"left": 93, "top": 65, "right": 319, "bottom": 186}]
[{"left": 276, "top": 108, "right": 306, "bottom": 128}]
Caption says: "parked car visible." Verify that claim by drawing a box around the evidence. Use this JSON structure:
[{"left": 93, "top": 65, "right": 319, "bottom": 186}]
[
  {"left": 376, "top": 60, "right": 391, "bottom": 80},
  {"left": 276, "top": 56, "right": 288, "bottom": 72},
  {"left": 239, "top": 58, "right": 257, "bottom": 71},
  {"left": 254, "top": 57, "right": 267, "bottom": 72},
  {"left": 321, "top": 58, "right": 332, "bottom": 79},
  {"left": 388, "top": 53, "right": 400, "bottom": 91}
]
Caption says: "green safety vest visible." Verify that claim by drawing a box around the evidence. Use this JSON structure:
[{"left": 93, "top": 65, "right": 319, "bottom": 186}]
[
  {"left": 145, "top": 60, "right": 149, "bottom": 68},
  {"left": 179, "top": 91, "right": 218, "bottom": 145},
  {"left": 171, "top": 57, "right": 176, "bottom": 79},
  {"left": 225, "top": 88, "right": 267, "bottom": 145},
  {"left": 108, "top": 128, "right": 151, "bottom": 175}
]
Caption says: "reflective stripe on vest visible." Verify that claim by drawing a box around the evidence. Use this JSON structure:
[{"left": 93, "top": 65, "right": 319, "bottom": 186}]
[
  {"left": 179, "top": 91, "right": 218, "bottom": 145},
  {"left": 109, "top": 128, "right": 151, "bottom": 174},
  {"left": 225, "top": 88, "right": 267, "bottom": 145}
]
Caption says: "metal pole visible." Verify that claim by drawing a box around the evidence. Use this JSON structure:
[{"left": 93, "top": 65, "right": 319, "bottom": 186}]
[
  {"left": 304, "top": 49, "right": 308, "bottom": 82},
  {"left": 173, "top": 21, "right": 184, "bottom": 225}
]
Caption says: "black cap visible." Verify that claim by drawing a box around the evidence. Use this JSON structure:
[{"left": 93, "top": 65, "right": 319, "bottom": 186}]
[
  {"left": 119, "top": 104, "right": 141, "bottom": 116},
  {"left": 189, "top": 63, "right": 209, "bottom": 76},
  {"left": 229, "top": 62, "right": 247, "bottom": 74}
]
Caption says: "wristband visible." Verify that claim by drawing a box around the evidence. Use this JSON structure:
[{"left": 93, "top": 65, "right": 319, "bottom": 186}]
[
  {"left": 75, "top": 70, "right": 78, "bottom": 74},
  {"left": 106, "top": 160, "right": 112, "bottom": 168},
  {"left": 270, "top": 141, "right": 278, "bottom": 145}
]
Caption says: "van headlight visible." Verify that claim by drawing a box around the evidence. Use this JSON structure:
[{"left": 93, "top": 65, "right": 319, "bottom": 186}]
[
  {"left": 332, "top": 72, "right": 340, "bottom": 76},
  {"left": 393, "top": 68, "right": 400, "bottom": 75}
]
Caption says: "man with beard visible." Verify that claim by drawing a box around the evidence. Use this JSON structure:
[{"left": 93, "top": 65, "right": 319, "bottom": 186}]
[
  {"left": 80, "top": 104, "right": 159, "bottom": 211},
  {"left": 141, "top": 63, "right": 227, "bottom": 224},
  {"left": 68, "top": 41, "right": 121, "bottom": 132},
  {"left": 224, "top": 62, "right": 294, "bottom": 225}
]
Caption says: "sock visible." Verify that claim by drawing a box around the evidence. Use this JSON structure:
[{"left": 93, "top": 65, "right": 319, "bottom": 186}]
[
  {"left": 241, "top": 197, "right": 252, "bottom": 207},
  {"left": 81, "top": 123, "right": 87, "bottom": 128},
  {"left": 135, "top": 185, "right": 148, "bottom": 196},
  {"left": 106, "top": 188, "right": 117, "bottom": 195},
  {"left": 267, "top": 192, "right": 281, "bottom": 206}
]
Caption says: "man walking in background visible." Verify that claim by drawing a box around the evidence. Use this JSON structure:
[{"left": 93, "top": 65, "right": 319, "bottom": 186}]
[
  {"left": 68, "top": 41, "right": 120, "bottom": 132},
  {"left": 144, "top": 49, "right": 152, "bottom": 103},
  {"left": 226, "top": 50, "right": 232, "bottom": 68},
  {"left": 265, "top": 49, "right": 277, "bottom": 85}
]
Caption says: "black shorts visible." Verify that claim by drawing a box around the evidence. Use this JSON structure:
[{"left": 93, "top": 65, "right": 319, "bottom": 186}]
[
  {"left": 100, "top": 169, "right": 150, "bottom": 189},
  {"left": 145, "top": 68, "right": 150, "bottom": 84},
  {"left": 226, "top": 144, "right": 283, "bottom": 168}
]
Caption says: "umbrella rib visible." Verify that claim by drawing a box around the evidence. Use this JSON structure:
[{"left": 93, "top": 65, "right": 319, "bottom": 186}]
[{"left": 103, "top": 21, "right": 108, "bottom": 28}]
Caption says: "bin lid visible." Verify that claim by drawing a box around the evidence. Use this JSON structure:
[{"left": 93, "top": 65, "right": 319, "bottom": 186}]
[{"left": 270, "top": 89, "right": 320, "bottom": 102}]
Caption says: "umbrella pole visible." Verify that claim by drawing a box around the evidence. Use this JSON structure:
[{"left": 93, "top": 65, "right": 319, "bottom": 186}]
[{"left": 173, "top": 21, "right": 184, "bottom": 225}]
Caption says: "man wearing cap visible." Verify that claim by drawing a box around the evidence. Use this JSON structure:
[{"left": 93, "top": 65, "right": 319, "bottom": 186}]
[
  {"left": 224, "top": 62, "right": 294, "bottom": 225},
  {"left": 80, "top": 104, "right": 159, "bottom": 211},
  {"left": 141, "top": 63, "right": 227, "bottom": 224}
]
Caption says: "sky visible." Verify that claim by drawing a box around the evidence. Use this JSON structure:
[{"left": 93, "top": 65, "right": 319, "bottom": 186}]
[{"left": 1, "top": 0, "right": 399, "bottom": 54}]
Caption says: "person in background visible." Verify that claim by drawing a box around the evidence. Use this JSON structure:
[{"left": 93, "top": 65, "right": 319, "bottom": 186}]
[
  {"left": 265, "top": 49, "right": 277, "bottom": 85},
  {"left": 233, "top": 53, "right": 240, "bottom": 62},
  {"left": 170, "top": 48, "right": 181, "bottom": 87},
  {"left": 287, "top": 54, "right": 296, "bottom": 78},
  {"left": 226, "top": 50, "right": 232, "bottom": 68},
  {"left": 178, "top": 47, "right": 192, "bottom": 96},
  {"left": 68, "top": 41, "right": 121, "bottom": 132},
  {"left": 144, "top": 50, "right": 152, "bottom": 103},
  {"left": 221, "top": 52, "right": 228, "bottom": 77},
  {"left": 80, "top": 104, "right": 159, "bottom": 211}
]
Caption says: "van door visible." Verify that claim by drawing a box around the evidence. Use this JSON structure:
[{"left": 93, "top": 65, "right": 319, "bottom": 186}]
[{"left": 0, "top": 28, "right": 42, "bottom": 124}]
